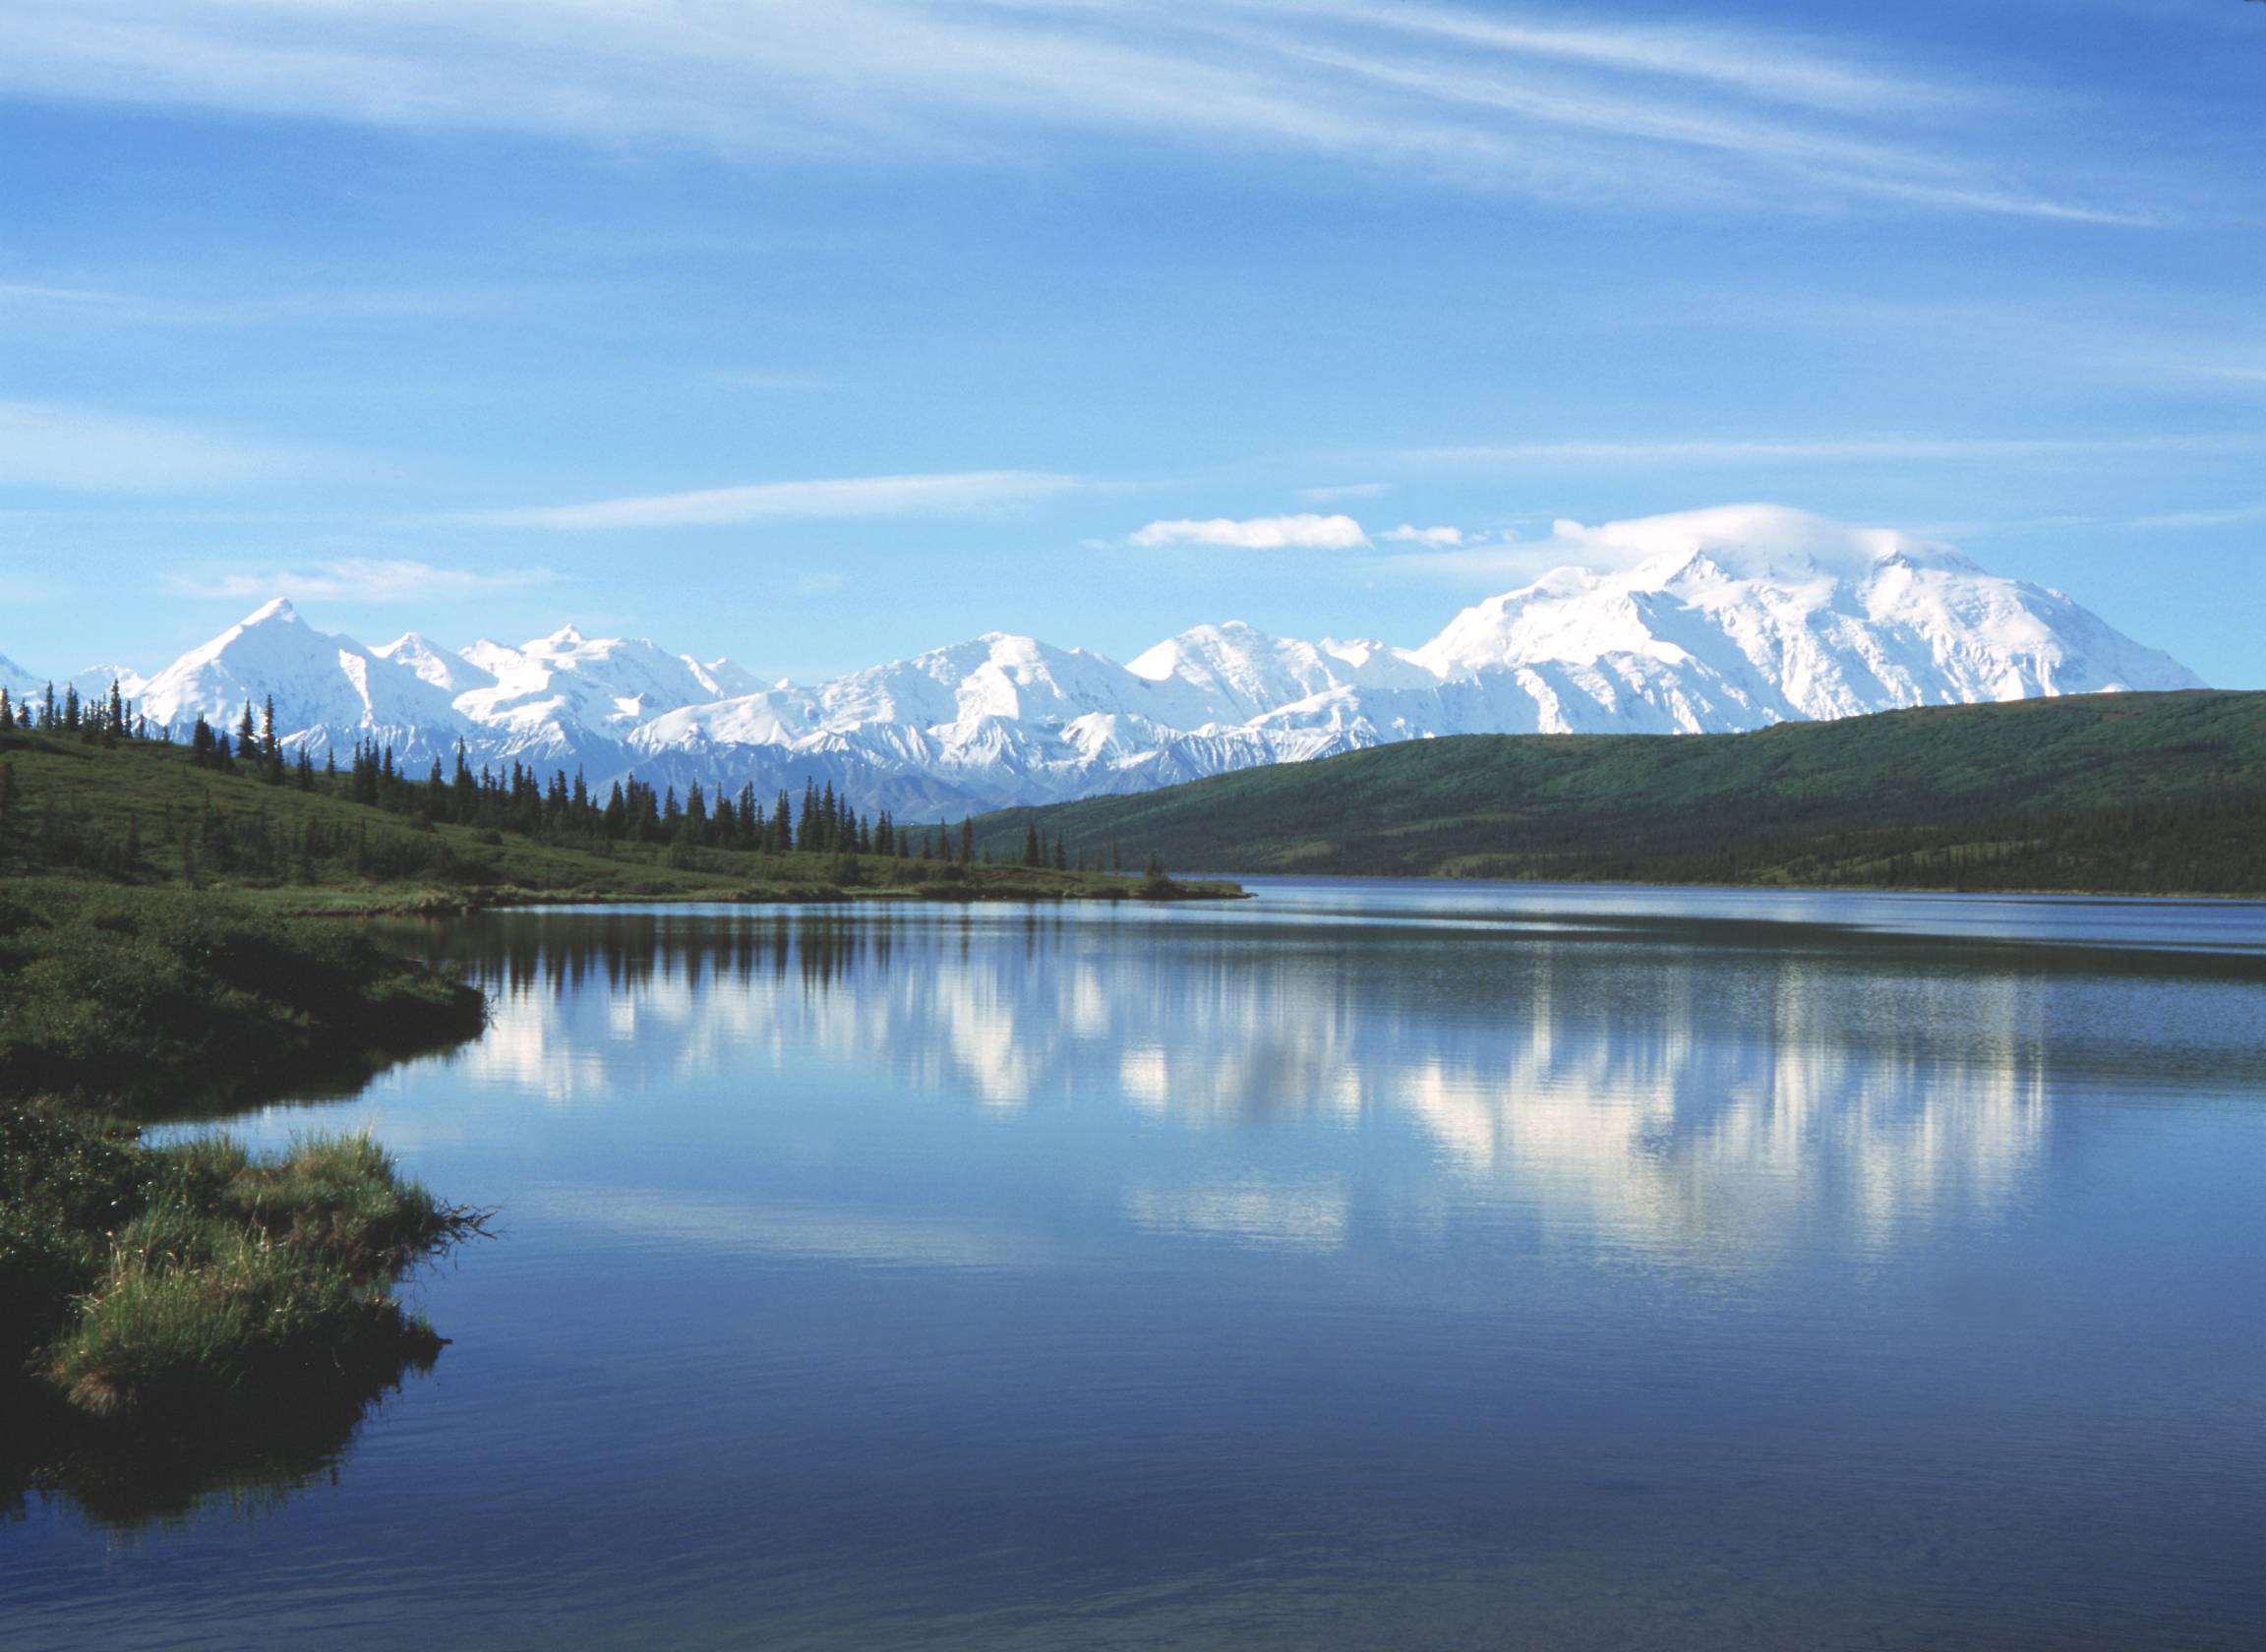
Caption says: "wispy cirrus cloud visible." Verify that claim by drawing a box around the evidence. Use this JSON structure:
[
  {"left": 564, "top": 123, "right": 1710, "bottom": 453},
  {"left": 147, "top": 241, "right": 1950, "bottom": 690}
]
[
  {"left": 0, "top": 399, "right": 335, "bottom": 492},
  {"left": 1296, "top": 481, "right": 1394, "bottom": 502},
  {"left": 466, "top": 469, "right": 1084, "bottom": 530},
  {"left": 162, "top": 559, "right": 560, "bottom": 604},
  {"left": 1130, "top": 513, "right": 1368, "bottom": 551},
  {"left": 2126, "top": 502, "right": 2266, "bottom": 531},
  {"left": 0, "top": 279, "right": 520, "bottom": 328},
  {"left": 0, "top": 1, "right": 2134, "bottom": 220},
  {"left": 1403, "top": 433, "right": 2266, "bottom": 467}
]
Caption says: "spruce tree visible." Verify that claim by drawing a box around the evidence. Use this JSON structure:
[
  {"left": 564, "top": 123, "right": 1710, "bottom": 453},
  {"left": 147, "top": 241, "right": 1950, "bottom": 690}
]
[
  {"left": 1024, "top": 824, "right": 1043, "bottom": 868},
  {"left": 960, "top": 816, "right": 975, "bottom": 864}
]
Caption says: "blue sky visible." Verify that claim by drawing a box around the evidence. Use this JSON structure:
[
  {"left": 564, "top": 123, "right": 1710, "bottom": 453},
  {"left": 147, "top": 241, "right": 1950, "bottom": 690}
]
[{"left": 3, "top": 0, "right": 2260, "bottom": 686}]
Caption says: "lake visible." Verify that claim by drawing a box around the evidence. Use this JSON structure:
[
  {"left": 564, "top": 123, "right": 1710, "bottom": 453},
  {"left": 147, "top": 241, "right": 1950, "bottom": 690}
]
[{"left": 6, "top": 880, "right": 2265, "bottom": 1649}]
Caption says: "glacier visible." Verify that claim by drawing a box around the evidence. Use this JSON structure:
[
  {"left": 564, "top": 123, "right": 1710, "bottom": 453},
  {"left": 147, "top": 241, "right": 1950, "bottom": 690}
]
[{"left": 5, "top": 505, "right": 2206, "bottom": 814}]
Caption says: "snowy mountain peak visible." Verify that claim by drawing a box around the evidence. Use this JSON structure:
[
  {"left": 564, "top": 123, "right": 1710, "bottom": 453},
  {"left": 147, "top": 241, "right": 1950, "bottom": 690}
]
[
  {"left": 72, "top": 663, "right": 151, "bottom": 701},
  {"left": 686, "top": 656, "right": 763, "bottom": 699},
  {"left": 376, "top": 631, "right": 499, "bottom": 696},
  {"left": 136, "top": 601, "right": 465, "bottom": 760},
  {"left": 8, "top": 503, "right": 2208, "bottom": 813},
  {"left": 1410, "top": 505, "right": 2201, "bottom": 722}
]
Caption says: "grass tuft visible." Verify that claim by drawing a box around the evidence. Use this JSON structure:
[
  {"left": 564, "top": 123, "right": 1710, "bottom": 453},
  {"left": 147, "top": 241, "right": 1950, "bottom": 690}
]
[{"left": 2, "top": 1104, "right": 488, "bottom": 1430}]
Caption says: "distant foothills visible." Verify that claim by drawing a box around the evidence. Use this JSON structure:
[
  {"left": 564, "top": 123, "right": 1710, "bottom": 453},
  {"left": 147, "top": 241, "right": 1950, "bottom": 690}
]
[
  {"left": 0, "top": 506, "right": 2210, "bottom": 820},
  {"left": 975, "top": 691, "right": 2265, "bottom": 898}
]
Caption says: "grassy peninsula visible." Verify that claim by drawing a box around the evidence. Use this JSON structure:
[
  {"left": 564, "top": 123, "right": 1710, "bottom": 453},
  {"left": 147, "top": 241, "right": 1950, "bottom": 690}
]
[
  {"left": 3, "top": 1108, "right": 485, "bottom": 1426},
  {"left": 0, "top": 880, "right": 493, "bottom": 1515},
  {"left": 969, "top": 690, "right": 2266, "bottom": 896}
]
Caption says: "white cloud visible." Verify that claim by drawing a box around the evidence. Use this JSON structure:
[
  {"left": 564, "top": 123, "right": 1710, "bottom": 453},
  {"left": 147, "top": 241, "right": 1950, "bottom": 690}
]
[
  {"left": 1379, "top": 523, "right": 1465, "bottom": 546},
  {"left": 0, "top": 399, "right": 332, "bottom": 492},
  {"left": 0, "top": 1, "right": 2131, "bottom": 220},
  {"left": 1370, "top": 502, "right": 1941, "bottom": 584},
  {"left": 162, "top": 559, "right": 559, "bottom": 603},
  {"left": 793, "top": 570, "right": 849, "bottom": 596},
  {"left": 466, "top": 470, "right": 1083, "bottom": 530},
  {"left": 1296, "top": 481, "right": 1394, "bottom": 502},
  {"left": 1129, "top": 513, "right": 1369, "bottom": 551}
]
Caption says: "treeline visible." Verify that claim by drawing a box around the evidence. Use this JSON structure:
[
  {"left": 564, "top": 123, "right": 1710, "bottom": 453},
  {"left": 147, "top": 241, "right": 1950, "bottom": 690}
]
[
  {"left": 0, "top": 678, "right": 144, "bottom": 744},
  {"left": 0, "top": 696, "right": 1205, "bottom": 899},
  {"left": 345, "top": 738, "right": 970, "bottom": 861}
]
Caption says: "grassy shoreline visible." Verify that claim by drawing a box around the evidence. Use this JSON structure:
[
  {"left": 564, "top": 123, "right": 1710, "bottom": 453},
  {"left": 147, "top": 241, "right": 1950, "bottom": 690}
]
[
  {"left": 0, "top": 880, "right": 495, "bottom": 1518},
  {"left": 0, "top": 880, "right": 487, "bottom": 1114}
]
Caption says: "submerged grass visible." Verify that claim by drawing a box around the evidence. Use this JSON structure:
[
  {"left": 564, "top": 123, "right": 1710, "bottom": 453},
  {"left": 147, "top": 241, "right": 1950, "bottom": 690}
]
[{"left": 2, "top": 1105, "right": 488, "bottom": 1431}]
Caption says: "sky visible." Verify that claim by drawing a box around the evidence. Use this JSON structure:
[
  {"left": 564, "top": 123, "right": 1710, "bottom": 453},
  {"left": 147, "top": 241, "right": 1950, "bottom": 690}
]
[{"left": 2, "top": 0, "right": 2261, "bottom": 688}]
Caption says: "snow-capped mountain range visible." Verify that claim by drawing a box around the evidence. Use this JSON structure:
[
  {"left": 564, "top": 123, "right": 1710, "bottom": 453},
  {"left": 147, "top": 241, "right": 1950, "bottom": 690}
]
[{"left": 2, "top": 505, "right": 2206, "bottom": 814}]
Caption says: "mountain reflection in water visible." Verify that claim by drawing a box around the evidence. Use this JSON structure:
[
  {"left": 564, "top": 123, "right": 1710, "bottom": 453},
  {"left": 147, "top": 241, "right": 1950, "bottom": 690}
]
[
  {"left": 414, "top": 901, "right": 2258, "bottom": 1269},
  {"left": 13, "top": 886, "right": 2258, "bottom": 1651}
]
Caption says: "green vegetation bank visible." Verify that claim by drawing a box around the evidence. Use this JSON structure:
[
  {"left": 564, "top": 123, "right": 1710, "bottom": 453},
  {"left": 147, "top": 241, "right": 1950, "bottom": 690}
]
[
  {"left": 0, "top": 686, "right": 1236, "bottom": 906},
  {"left": 969, "top": 690, "right": 2266, "bottom": 896}
]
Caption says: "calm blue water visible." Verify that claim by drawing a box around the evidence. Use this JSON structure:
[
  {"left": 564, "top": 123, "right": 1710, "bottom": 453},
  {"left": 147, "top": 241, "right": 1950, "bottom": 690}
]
[{"left": 6, "top": 881, "right": 2265, "bottom": 1649}]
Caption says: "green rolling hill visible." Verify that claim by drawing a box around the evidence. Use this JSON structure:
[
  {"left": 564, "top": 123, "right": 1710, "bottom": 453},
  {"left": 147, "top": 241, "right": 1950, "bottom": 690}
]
[{"left": 970, "top": 690, "right": 2266, "bottom": 896}]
